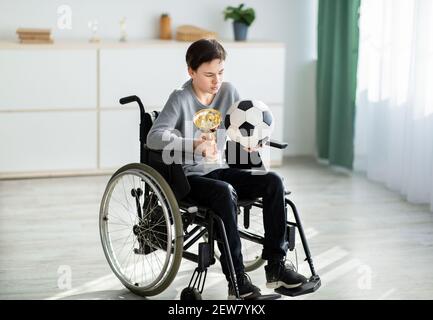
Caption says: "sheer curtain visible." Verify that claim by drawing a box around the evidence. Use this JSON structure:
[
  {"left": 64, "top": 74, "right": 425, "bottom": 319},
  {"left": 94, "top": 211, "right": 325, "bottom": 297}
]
[{"left": 354, "top": 0, "right": 433, "bottom": 211}]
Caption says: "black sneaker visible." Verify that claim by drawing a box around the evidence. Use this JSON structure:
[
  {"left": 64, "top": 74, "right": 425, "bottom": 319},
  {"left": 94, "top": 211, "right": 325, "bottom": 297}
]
[
  {"left": 228, "top": 272, "right": 261, "bottom": 299},
  {"left": 265, "top": 260, "right": 308, "bottom": 289}
]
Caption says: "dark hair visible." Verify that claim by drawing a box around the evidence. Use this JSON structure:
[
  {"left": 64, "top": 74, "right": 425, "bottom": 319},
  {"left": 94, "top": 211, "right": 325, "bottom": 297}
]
[{"left": 185, "top": 39, "right": 227, "bottom": 71}]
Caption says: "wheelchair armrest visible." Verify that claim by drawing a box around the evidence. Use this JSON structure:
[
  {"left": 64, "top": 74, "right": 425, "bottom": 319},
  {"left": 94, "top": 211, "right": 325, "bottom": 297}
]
[
  {"left": 226, "top": 140, "right": 265, "bottom": 170},
  {"left": 143, "top": 146, "right": 191, "bottom": 201},
  {"left": 264, "top": 139, "right": 288, "bottom": 150}
]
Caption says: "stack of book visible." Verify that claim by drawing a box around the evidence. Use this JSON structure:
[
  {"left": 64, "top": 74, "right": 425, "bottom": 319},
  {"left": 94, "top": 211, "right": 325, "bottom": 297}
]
[{"left": 16, "top": 28, "right": 53, "bottom": 44}]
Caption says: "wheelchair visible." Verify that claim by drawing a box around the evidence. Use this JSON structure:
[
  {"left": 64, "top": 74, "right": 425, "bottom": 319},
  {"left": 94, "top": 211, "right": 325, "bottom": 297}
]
[{"left": 99, "top": 95, "right": 321, "bottom": 300}]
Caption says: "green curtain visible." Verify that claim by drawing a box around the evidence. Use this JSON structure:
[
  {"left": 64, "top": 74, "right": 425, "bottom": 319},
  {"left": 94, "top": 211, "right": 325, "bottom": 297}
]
[{"left": 316, "top": 0, "right": 360, "bottom": 169}]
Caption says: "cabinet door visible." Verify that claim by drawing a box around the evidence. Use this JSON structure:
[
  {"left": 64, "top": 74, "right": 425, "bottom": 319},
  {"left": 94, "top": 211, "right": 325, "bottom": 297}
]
[
  {"left": 223, "top": 47, "right": 285, "bottom": 104},
  {"left": 0, "top": 50, "right": 97, "bottom": 110},
  {"left": 100, "top": 109, "right": 141, "bottom": 168},
  {"left": 0, "top": 111, "right": 97, "bottom": 173},
  {"left": 100, "top": 47, "right": 190, "bottom": 109}
]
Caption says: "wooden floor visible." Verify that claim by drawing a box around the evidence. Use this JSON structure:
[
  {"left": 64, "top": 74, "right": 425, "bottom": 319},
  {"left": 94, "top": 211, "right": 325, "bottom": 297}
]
[{"left": 1, "top": 157, "right": 432, "bottom": 300}]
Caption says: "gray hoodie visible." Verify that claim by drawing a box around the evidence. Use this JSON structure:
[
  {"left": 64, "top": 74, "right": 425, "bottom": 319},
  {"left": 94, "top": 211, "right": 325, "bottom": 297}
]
[{"left": 146, "top": 79, "right": 240, "bottom": 176}]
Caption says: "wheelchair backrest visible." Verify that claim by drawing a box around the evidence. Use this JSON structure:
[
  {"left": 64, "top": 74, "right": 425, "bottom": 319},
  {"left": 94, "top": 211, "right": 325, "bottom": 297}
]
[
  {"left": 143, "top": 110, "right": 160, "bottom": 146},
  {"left": 140, "top": 110, "right": 192, "bottom": 201}
]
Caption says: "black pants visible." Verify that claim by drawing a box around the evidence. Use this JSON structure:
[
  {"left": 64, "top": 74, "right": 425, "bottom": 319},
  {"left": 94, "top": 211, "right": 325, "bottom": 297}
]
[{"left": 187, "top": 168, "right": 288, "bottom": 280}]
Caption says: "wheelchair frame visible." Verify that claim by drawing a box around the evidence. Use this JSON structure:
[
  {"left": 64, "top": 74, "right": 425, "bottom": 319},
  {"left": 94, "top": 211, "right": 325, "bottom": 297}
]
[{"left": 99, "top": 95, "right": 321, "bottom": 300}]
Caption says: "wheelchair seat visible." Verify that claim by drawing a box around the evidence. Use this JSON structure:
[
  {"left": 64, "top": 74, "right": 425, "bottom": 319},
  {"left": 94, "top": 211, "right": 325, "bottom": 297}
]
[{"left": 179, "top": 197, "right": 259, "bottom": 211}]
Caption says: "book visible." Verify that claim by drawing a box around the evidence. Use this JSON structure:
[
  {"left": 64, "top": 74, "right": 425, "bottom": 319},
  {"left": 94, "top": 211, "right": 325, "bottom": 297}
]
[
  {"left": 16, "top": 28, "right": 51, "bottom": 35},
  {"left": 20, "top": 39, "right": 54, "bottom": 44},
  {"left": 16, "top": 28, "right": 53, "bottom": 44},
  {"left": 18, "top": 34, "right": 52, "bottom": 40}
]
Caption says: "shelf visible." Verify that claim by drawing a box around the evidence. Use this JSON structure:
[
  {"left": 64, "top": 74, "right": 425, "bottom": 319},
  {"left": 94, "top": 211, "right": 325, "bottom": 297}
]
[{"left": 0, "top": 39, "right": 285, "bottom": 50}]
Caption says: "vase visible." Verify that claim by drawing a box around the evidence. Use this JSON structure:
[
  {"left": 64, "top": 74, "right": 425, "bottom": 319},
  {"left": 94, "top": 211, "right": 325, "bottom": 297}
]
[
  {"left": 160, "top": 14, "right": 172, "bottom": 40},
  {"left": 233, "top": 21, "right": 248, "bottom": 41}
]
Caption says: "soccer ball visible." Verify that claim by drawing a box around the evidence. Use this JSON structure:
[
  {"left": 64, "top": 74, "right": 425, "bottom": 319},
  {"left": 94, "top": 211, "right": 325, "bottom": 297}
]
[{"left": 224, "top": 100, "right": 274, "bottom": 148}]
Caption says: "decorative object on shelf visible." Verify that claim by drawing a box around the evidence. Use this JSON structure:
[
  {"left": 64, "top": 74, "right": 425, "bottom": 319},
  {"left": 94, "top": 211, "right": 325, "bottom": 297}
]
[
  {"left": 16, "top": 28, "right": 53, "bottom": 44},
  {"left": 159, "top": 13, "right": 172, "bottom": 40},
  {"left": 119, "top": 17, "right": 127, "bottom": 42},
  {"left": 88, "top": 20, "right": 100, "bottom": 43},
  {"left": 223, "top": 3, "right": 255, "bottom": 41},
  {"left": 175, "top": 25, "right": 217, "bottom": 42}
]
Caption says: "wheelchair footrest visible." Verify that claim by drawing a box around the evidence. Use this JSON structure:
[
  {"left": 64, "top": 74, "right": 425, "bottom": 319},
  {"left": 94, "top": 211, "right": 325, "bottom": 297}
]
[
  {"left": 275, "top": 275, "right": 321, "bottom": 297},
  {"left": 248, "top": 293, "right": 281, "bottom": 300}
]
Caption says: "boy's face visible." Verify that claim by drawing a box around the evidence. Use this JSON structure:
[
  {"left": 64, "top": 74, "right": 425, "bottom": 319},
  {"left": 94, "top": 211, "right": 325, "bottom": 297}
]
[{"left": 188, "top": 59, "right": 225, "bottom": 95}]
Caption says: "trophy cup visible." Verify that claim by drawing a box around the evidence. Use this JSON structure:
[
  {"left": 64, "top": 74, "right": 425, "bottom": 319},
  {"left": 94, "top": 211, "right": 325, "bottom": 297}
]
[{"left": 193, "top": 108, "right": 222, "bottom": 163}]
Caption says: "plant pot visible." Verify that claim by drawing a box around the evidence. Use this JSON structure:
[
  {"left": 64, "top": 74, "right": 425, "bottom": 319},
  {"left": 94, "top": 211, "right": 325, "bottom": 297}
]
[{"left": 233, "top": 21, "right": 248, "bottom": 41}]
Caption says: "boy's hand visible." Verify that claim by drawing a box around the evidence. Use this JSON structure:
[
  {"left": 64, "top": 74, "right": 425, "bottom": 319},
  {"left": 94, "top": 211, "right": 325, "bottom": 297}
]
[
  {"left": 193, "top": 133, "right": 217, "bottom": 159},
  {"left": 200, "top": 132, "right": 215, "bottom": 142},
  {"left": 243, "top": 143, "right": 262, "bottom": 153}
]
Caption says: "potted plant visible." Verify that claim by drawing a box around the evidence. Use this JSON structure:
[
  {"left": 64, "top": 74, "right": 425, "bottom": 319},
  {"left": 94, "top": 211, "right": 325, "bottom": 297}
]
[{"left": 223, "top": 3, "right": 255, "bottom": 41}]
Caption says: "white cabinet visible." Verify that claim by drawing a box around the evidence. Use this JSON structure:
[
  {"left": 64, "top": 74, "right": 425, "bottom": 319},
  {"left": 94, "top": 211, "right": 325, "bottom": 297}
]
[
  {"left": 100, "top": 47, "right": 190, "bottom": 108},
  {"left": 223, "top": 47, "right": 285, "bottom": 104},
  {"left": 0, "top": 50, "right": 96, "bottom": 110},
  {"left": 262, "top": 105, "right": 284, "bottom": 165},
  {"left": 0, "top": 41, "right": 285, "bottom": 177},
  {"left": 99, "top": 109, "right": 141, "bottom": 168},
  {"left": 0, "top": 111, "right": 97, "bottom": 172},
  {"left": 222, "top": 46, "right": 285, "bottom": 166},
  {"left": 0, "top": 46, "right": 97, "bottom": 177}
]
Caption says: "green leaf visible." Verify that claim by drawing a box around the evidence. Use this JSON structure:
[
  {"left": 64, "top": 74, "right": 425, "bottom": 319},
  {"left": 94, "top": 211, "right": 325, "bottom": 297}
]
[{"left": 222, "top": 3, "right": 256, "bottom": 26}]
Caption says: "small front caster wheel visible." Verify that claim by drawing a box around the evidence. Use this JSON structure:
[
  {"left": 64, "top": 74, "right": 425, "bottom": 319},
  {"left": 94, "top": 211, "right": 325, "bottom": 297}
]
[{"left": 180, "top": 287, "right": 202, "bottom": 300}]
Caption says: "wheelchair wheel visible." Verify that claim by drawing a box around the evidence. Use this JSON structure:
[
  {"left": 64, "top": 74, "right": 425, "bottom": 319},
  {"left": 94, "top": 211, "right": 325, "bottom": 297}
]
[{"left": 99, "top": 163, "right": 183, "bottom": 297}]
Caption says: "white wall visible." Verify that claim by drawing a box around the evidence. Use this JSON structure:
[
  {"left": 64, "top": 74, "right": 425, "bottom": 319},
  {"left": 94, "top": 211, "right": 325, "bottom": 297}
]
[{"left": 0, "top": 0, "right": 317, "bottom": 156}]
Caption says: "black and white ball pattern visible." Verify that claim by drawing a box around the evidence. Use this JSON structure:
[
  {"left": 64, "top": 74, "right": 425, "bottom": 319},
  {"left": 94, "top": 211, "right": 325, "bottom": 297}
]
[{"left": 224, "top": 100, "right": 274, "bottom": 148}]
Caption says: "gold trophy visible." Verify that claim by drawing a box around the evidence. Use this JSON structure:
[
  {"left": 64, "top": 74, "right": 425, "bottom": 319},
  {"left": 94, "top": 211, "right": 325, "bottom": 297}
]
[{"left": 193, "top": 108, "right": 222, "bottom": 163}]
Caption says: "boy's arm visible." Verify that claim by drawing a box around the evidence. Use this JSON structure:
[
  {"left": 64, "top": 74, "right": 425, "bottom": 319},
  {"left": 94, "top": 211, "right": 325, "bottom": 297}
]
[{"left": 146, "top": 93, "right": 195, "bottom": 154}]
